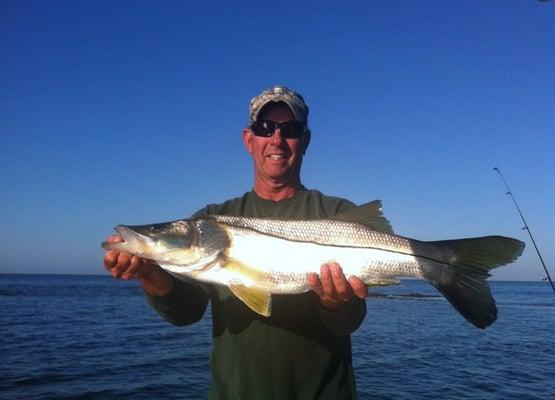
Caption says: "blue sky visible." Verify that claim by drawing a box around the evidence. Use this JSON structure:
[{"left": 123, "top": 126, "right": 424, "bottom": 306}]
[{"left": 1, "top": 0, "right": 553, "bottom": 281}]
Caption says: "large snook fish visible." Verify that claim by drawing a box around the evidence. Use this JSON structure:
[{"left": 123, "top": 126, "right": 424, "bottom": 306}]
[{"left": 102, "top": 201, "right": 525, "bottom": 329}]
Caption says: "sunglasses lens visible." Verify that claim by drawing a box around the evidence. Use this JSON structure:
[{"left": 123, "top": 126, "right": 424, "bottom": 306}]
[
  {"left": 279, "top": 121, "right": 303, "bottom": 138},
  {"left": 252, "top": 121, "right": 304, "bottom": 138},
  {"left": 262, "top": 121, "right": 278, "bottom": 136}
]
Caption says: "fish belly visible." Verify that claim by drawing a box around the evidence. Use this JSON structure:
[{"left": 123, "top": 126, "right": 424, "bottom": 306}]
[{"left": 225, "top": 230, "right": 424, "bottom": 294}]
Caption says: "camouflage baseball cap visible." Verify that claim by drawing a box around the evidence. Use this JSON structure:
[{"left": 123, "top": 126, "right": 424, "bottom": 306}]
[{"left": 249, "top": 85, "right": 309, "bottom": 126}]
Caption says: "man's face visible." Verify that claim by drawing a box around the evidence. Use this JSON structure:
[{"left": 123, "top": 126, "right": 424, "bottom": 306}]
[{"left": 243, "top": 103, "right": 308, "bottom": 187}]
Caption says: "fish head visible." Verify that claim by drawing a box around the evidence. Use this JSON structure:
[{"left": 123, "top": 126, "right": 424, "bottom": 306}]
[{"left": 114, "top": 220, "right": 206, "bottom": 266}]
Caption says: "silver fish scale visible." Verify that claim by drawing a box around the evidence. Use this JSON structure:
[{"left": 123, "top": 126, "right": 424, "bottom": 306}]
[
  {"left": 264, "top": 270, "right": 308, "bottom": 292},
  {"left": 211, "top": 216, "right": 416, "bottom": 255}
]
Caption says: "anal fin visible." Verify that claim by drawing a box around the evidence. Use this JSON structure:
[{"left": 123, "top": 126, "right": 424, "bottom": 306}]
[
  {"left": 220, "top": 255, "right": 272, "bottom": 316},
  {"left": 229, "top": 284, "right": 272, "bottom": 317}
]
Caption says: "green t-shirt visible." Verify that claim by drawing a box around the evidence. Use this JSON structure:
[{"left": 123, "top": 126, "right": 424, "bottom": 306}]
[{"left": 146, "top": 189, "right": 366, "bottom": 399}]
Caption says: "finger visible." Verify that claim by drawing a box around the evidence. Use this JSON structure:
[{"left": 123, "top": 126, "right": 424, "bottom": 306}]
[
  {"left": 307, "top": 273, "right": 320, "bottom": 289},
  {"left": 308, "top": 273, "right": 323, "bottom": 296},
  {"left": 348, "top": 277, "right": 368, "bottom": 299},
  {"left": 105, "top": 235, "right": 124, "bottom": 243},
  {"left": 103, "top": 236, "right": 124, "bottom": 271},
  {"left": 130, "top": 256, "right": 154, "bottom": 280},
  {"left": 104, "top": 250, "right": 120, "bottom": 270},
  {"left": 122, "top": 255, "right": 142, "bottom": 280},
  {"left": 112, "top": 252, "right": 132, "bottom": 278},
  {"left": 320, "top": 264, "right": 336, "bottom": 298},
  {"left": 330, "top": 263, "right": 352, "bottom": 302}
]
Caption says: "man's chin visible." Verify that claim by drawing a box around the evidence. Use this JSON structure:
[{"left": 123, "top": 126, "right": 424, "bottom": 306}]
[{"left": 263, "top": 163, "right": 290, "bottom": 175}]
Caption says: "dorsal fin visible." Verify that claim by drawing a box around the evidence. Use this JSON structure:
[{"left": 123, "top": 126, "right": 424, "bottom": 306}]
[{"left": 335, "top": 200, "right": 393, "bottom": 234}]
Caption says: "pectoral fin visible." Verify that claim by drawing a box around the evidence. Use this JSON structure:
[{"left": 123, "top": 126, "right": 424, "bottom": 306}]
[{"left": 229, "top": 284, "right": 272, "bottom": 317}]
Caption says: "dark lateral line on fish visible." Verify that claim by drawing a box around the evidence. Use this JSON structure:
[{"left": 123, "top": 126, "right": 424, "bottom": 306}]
[{"left": 332, "top": 244, "right": 481, "bottom": 274}]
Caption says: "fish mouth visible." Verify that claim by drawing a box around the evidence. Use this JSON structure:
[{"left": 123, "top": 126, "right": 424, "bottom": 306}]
[{"left": 114, "top": 225, "right": 153, "bottom": 254}]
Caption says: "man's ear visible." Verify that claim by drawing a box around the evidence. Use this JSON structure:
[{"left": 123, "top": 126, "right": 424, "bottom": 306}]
[{"left": 242, "top": 128, "right": 254, "bottom": 154}]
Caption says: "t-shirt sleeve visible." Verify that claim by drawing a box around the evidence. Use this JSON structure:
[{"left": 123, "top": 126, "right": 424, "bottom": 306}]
[
  {"left": 317, "top": 297, "right": 367, "bottom": 336},
  {"left": 144, "top": 275, "right": 210, "bottom": 326}
]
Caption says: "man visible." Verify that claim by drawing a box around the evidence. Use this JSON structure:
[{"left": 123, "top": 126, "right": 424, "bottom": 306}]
[{"left": 104, "top": 85, "right": 368, "bottom": 399}]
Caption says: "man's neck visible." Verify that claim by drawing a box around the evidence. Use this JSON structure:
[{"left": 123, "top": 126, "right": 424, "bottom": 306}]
[{"left": 253, "top": 180, "right": 302, "bottom": 202}]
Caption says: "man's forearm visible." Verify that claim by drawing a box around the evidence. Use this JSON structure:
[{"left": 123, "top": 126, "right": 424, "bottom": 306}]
[
  {"left": 139, "top": 263, "right": 175, "bottom": 296},
  {"left": 318, "top": 298, "right": 367, "bottom": 337}
]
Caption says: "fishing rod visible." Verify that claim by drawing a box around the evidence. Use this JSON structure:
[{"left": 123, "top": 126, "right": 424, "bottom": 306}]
[{"left": 493, "top": 167, "right": 555, "bottom": 293}]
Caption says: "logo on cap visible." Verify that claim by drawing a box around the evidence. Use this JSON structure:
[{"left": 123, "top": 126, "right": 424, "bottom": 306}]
[{"left": 249, "top": 85, "right": 309, "bottom": 126}]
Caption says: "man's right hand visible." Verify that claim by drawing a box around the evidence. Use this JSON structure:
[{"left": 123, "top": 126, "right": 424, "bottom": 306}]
[
  {"left": 103, "top": 235, "right": 174, "bottom": 295},
  {"left": 103, "top": 235, "right": 154, "bottom": 280}
]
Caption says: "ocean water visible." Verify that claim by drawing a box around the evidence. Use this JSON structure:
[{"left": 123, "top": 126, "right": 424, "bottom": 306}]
[{"left": 0, "top": 274, "right": 553, "bottom": 399}]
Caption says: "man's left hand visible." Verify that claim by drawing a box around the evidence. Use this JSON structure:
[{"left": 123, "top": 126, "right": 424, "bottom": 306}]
[{"left": 308, "top": 263, "right": 368, "bottom": 311}]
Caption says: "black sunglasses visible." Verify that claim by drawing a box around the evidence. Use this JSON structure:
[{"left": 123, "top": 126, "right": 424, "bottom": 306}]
[{"left": 250, "top": 120, "right": 306, "bottom": 138}]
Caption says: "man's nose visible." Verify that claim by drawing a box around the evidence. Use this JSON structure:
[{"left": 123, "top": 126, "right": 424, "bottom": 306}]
[{"left": 270, "top": 128, "right": 284, "bottom": 144}]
